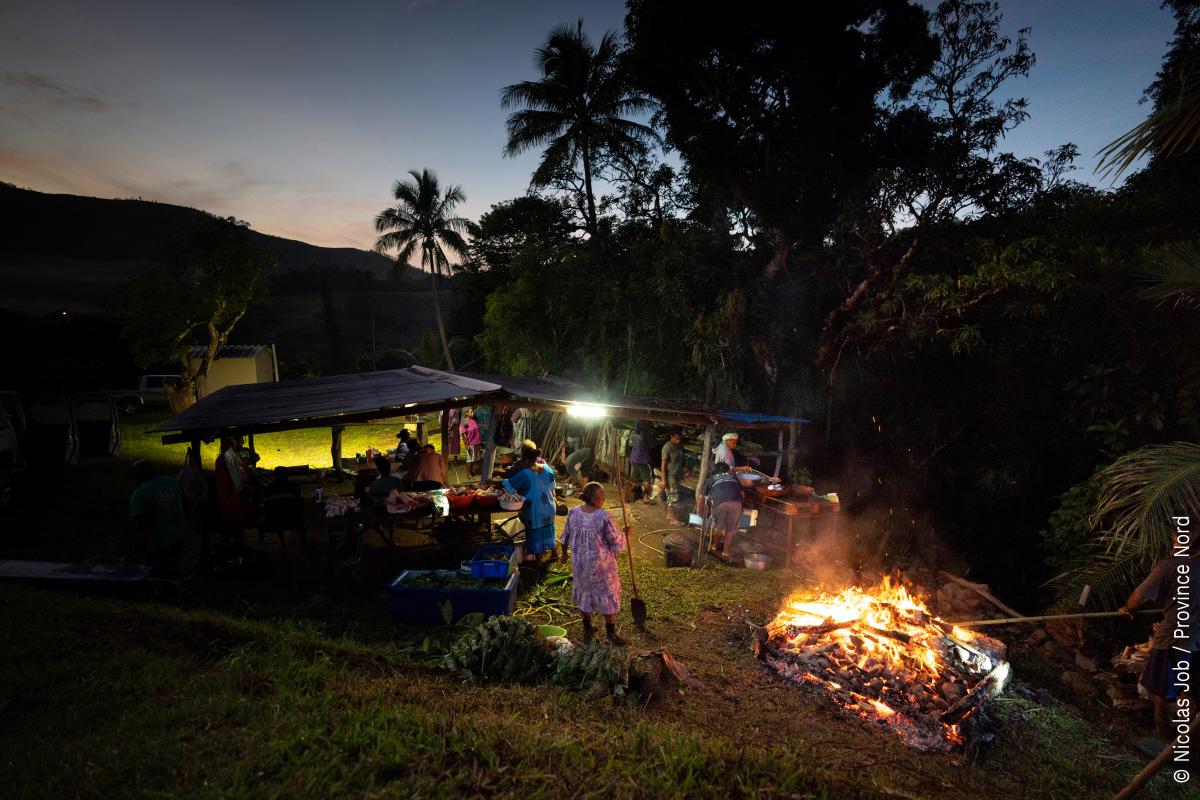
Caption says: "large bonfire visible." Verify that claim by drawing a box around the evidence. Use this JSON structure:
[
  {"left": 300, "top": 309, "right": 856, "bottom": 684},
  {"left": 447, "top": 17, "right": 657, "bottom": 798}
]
[{"left": 755, "top": 578, "right": 1010, "bottom": 751}]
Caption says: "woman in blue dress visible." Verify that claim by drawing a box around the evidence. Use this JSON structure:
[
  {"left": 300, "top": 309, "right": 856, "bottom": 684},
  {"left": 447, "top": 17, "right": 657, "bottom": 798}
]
[{"left": 502, "top": 439, "right": 559, "bottom": 561}]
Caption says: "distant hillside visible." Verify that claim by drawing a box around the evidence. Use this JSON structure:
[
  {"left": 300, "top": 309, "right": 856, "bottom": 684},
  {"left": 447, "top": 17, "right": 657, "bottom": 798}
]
[
  {"left": 0, "top": 183, "right": 426, "bottom": 313},
  {"left": 0, "top": 183, "right": 466, "bottom": 382}
]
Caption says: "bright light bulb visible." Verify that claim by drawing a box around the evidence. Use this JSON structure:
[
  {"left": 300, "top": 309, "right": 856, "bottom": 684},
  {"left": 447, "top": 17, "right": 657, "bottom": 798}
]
[{"left": 566, "top": 402, "right": 607, "bottom": 418}]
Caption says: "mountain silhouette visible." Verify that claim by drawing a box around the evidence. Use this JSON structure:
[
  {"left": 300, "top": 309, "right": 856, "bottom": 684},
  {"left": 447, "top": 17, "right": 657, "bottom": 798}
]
[{"left": 0, "top": 182, "right": 424, "bottom": 313}]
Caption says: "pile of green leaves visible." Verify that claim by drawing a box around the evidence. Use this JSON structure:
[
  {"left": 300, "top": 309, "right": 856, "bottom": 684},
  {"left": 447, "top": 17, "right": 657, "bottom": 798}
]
[
  {"left": 443, "top": 617, "right": 640, "bottom": 700},
  {"left": 443, "top": 616, "right": 555, "bottom": 684},
  {"left": 403, "top": 571, "right": 509, "bottom": 591},
  {"left": 550, "top": 642, "right": 642, "bottom": 701}
]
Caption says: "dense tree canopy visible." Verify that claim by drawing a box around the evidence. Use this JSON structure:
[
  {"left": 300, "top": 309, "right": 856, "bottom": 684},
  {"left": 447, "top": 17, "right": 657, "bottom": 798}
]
[
  {"left": 116, "top": 216, "right": 273, "bottom": 412},
  {"left": 442, "top": 0, "right": 1200, "bottom": 608}
]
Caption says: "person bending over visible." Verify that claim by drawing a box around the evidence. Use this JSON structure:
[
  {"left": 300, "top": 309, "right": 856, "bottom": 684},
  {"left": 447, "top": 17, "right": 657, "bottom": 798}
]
[
  {"left": 128, "top": 460, "right": 188, "bottom": 577},
  {"left": 698, "top": 462, "right": 744, "bottom": 563}
]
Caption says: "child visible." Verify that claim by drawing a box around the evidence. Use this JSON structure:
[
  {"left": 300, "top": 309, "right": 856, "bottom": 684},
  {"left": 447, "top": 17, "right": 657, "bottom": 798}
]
[
  {"left": 560, "top": 482, "right": 627, "bottom": 645},
  {"left": 460, "top": 409, "right": 481, "bottom": 477}
]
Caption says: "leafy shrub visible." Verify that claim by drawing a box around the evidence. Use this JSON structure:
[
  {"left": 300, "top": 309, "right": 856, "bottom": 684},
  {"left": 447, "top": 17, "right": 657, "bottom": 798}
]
[{"left": 1038, "top": 475, "right": 1101, "bottom": 576}]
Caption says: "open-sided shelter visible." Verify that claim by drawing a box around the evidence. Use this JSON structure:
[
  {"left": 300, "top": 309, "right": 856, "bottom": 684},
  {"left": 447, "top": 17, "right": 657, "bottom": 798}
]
[{"left": 156, "top": 366, "right": 808, "bottom": 489}]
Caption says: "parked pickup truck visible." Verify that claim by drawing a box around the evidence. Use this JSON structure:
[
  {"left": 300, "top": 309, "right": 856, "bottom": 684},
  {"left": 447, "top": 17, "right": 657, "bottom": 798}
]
[{"left": 110, "top": 374, "right": 179, "bottom": 416}]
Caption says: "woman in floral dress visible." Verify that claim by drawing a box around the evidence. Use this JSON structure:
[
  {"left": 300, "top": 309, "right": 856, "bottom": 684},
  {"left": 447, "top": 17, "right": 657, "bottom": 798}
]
[{"left": 560, "top": 482, "right": 627, "bottom": 645}]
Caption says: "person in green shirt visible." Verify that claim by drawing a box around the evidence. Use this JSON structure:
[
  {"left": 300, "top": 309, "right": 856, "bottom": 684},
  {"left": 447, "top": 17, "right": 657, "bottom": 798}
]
[{"left": 129, "top": 460, "right": 188, "bottom": 576}]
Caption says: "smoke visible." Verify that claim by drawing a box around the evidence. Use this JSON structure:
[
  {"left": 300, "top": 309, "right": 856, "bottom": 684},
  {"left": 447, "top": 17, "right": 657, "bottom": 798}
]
[
  {"left": 776, "top": 438, "right": 971, "bottom": 597},
  {"left": 782, "top": 506, "right": 965, "bottom": 599}
]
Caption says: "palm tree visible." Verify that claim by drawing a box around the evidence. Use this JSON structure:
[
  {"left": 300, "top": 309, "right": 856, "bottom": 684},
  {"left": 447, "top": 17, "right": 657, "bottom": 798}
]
[
  {"left": 374, "top": 169, "right": 469, "bottom": 370},
  {"left": 501, "top": 19, "right": 657, "bottom": 235},
  {"left": 1048, "top": 443, "right": 1200, "bottom": 609},
  {"left": 1141, "top": 241, "right": 1200, "bottom": 309},
  {"left": 1096, "top": 50, "right": 1200, "bottom": 178}
]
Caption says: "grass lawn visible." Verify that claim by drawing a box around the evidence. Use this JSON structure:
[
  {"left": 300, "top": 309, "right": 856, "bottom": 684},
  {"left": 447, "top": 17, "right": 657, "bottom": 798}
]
[
  {"left": 121, "top": 412, "right": 444, "bottom": 472},
  {"left": 0, "top": 420, "right": 1192, "bottom": 798}
]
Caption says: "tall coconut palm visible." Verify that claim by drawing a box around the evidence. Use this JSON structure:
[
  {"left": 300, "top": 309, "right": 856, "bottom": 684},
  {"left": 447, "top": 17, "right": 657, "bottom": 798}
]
[
  {"left": 374, "top": 169, "right": 469, "bottom": 370},
  {"left": 501, "top": 18, "right": 657, "bottom": 235}
]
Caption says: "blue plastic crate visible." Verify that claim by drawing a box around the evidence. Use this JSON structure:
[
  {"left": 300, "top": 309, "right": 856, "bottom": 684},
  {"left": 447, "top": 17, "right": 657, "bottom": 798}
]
[
  {"left": 469, "top": 544, "right": 517, "bottom": 579},
  {"left": 387, "top": 569, "right": 518, "bottom": 625}
]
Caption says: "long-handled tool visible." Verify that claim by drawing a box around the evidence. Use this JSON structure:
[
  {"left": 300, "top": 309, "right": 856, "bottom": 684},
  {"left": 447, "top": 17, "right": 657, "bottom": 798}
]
[
  {"left": 951, "top": 609, "right": 1161, "bottom": 627},
  {"left": 611, "top": 434, "right": 647, "bottom": 629}
]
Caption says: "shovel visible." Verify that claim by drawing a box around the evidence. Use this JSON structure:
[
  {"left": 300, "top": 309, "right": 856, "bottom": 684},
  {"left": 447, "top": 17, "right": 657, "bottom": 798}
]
[{"left": 610, "top": 435, "right": 647, "bottom": 628}]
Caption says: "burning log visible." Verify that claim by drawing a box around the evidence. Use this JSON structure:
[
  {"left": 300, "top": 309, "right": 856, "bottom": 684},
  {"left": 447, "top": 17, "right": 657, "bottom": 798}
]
[
  {"left": 758, "top": 578, "right": 1011, "bottom": 751},
  {"left": 939, "top": 662, "right": 1011, "bottom": 725},
  {"left": 863, "top": 625, "right": 912, "bottom": 644},
  {"left": 766, "top": 618, "right": 857, "bottom": 638}
]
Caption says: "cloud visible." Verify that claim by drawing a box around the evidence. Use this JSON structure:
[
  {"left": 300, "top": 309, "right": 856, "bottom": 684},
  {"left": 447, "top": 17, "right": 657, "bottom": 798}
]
[{"left": 3, "top": 71, "right": 139, "bottom": 112}]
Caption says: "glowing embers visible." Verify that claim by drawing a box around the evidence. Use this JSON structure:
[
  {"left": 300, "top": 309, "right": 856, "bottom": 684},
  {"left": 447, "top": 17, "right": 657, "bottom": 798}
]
[{"left": 755, "top": 578, "right": 1010, "bottom": 751}]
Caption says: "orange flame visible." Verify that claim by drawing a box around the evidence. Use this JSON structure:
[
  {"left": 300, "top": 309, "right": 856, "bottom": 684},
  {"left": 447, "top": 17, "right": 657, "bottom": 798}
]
[{"left": 762, "top": 578, "right": 1003, "bottom": 750}]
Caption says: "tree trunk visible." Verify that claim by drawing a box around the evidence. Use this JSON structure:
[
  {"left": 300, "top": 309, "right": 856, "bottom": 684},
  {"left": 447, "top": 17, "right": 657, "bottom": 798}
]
[
  {"left": 165, "top": 377, "right": 196, "bottom": 415},
  {"left": 581, "top": 143, "right": 598, "bottom": 236},
  {"left": 429, "top": 269, "right": 455, "bottom": 371},
  {"left": 623, "top": 322, "right": 634, "bottom": 395}
]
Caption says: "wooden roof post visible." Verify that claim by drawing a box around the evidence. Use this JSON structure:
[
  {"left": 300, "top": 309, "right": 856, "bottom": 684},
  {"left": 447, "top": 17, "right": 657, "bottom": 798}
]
[
  {"left": 331, "top": 425, "right": 345, "bottom": 477},
  {"left": 439, "top": 408, "right": 449, "bottom": 456},
  {"left": 774, "top": 429, "right": 784, "bottom": 478},
  {"left": 694, "top": 423, "right": 715, "bottom": 515},
  {"left": 787, "top": 420, "right": 798, "bottom": 479}
]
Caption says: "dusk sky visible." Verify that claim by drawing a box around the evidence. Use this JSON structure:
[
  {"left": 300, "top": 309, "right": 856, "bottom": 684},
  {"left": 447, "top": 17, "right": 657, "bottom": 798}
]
[{"left": 0, "top": 0, "right": 1178, "bottom": 251}]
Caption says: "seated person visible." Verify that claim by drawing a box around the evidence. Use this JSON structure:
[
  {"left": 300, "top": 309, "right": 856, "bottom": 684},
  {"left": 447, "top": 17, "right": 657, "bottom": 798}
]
[
  {"left": 408, "top": 444, "right": 449, "bottom": 490},
  {"left": 369, "top": 455, "right": 404, "bottom": 498},
  {"left": 129, "top": 460, "right": 188, "bottom": 577},
  {"left": 394, "top": 429, "right": 414, "bottom": 462}
]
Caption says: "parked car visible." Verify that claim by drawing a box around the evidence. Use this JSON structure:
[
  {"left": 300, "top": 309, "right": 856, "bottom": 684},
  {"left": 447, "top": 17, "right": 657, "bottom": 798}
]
[
  {"left": 111, "top": 374, "right": 180, "bottom": 416},
  {"left": 0, "top": 391, "right": 28, "bottom": 473},
  {"left": 0, "top": 404, "right": 18, "bottom": 507},
  {"left": 22, "top": 393, "right": 79, "bottom": 471},
  {"left": 71, "top": 393, "right": 121, "bottom": 458}
]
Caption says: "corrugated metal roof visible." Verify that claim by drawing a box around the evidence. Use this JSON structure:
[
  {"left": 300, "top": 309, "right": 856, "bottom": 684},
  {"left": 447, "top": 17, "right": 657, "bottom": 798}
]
[
  {"left": 186, "top": 344, "right": 269, "bottom": 359},
  {"left": 156, "top": 366, "right": 809, "bottom": 439},
  {"left": 156, "top": 367, "right": 503, "bottom": 435},
  {"left": 460, "top": 371, "right": 809, "bottom": 428}
]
